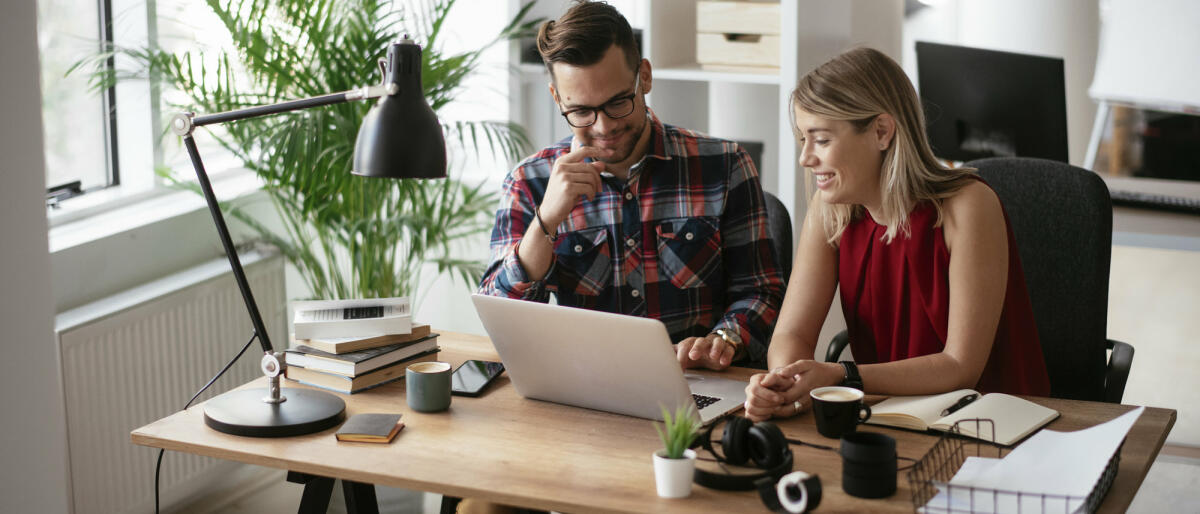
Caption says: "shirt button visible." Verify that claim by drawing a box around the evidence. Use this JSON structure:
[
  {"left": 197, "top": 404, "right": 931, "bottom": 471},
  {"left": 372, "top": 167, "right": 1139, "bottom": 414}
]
[
  {"left": 624, "top": 192, "right": 633, "bottom": 200},
  {"left": 574, "top": 244, "right": 583, "bottom": 253},
  {"left": 684, "top": 232, "right": 694, "bottom": 241},
  {"left": 631, "top": 289, "right": 641, "bottom": 298},
  {"left": 626, "top": 238, "right": 636, "bottom": 247}
]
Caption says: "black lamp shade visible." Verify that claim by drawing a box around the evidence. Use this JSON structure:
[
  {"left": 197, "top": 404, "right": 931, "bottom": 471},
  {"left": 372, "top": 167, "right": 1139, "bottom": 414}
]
[{"left": 353, "top": 40, "right": 448, "bottom": 179}]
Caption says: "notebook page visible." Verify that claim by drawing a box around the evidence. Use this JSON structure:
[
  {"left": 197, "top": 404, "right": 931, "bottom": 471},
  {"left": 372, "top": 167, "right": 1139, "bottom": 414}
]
[
  {"left": 933, "top": 393, "right": 1058, "bottom": 445},
  {"left": 869, "top": 389, "right": 977, "bottom": 428}
]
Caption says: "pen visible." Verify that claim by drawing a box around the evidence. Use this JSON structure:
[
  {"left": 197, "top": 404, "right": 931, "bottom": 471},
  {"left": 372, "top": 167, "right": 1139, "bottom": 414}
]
[{"left": 941, "top": 393, "right": 979, "bottom": 417}]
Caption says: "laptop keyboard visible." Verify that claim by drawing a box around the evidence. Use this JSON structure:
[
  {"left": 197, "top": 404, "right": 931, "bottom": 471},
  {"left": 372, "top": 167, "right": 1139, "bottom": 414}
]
[{"left": 693, "top": 394, "right": 721, "bottom": 410}]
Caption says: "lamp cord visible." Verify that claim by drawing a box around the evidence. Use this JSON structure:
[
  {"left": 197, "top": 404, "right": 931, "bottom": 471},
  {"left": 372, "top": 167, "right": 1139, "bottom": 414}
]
[{"left": 155, "top": 332, "right": 259, "bottom": 514}]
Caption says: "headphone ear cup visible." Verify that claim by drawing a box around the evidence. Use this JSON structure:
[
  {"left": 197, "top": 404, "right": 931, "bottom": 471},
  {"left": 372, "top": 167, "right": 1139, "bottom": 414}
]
[
  {"left": 722, "top": 416, "right": 753, "bottom": 465},
  {"left": 748, "top": 422, "right": 788, "bottom": 469}
]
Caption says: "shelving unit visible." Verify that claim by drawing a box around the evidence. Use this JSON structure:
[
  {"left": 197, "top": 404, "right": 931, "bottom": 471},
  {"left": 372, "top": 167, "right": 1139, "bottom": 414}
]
[{"left": 507, "top": 0, "right": 902, "bottom": 231}]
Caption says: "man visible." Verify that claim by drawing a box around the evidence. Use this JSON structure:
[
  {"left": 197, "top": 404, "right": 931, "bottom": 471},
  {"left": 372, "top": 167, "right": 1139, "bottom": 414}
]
[{"left": 478, "top": 0, "right": 784, "bottom": 370}]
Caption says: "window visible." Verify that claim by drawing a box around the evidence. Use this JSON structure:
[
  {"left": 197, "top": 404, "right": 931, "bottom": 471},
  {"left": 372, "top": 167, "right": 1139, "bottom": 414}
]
[
  {"left": 38, "top": 0, "right": 239, "bottom": 215},
  {"left": 38, "top": 0, "right": 113, "bottom": 197}
]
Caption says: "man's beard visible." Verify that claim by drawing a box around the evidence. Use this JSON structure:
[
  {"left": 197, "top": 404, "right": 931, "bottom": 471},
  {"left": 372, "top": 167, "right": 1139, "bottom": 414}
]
[{"left": 593, "top": 112, "right": 648, "bottom": 164}]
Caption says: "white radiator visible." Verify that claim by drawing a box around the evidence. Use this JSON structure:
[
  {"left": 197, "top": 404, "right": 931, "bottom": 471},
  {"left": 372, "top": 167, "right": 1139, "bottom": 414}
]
[{"left": 55, "top": 249, "right": 286, "bottom": 514}]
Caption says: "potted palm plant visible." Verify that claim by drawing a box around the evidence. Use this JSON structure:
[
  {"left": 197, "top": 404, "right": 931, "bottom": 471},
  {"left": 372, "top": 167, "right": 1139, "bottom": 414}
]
[
  {"left": 78, "top": 0, "right": 539, "bottom": 302},
  {"left": 653, "top": 405, "right": 701, "bottom": 498}
]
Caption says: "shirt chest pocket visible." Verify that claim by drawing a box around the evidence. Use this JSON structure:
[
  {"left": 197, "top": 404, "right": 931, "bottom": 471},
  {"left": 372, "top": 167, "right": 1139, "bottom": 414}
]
[
  {"left": 552, "top": 226, "right": 612, "bottom": 296},
  {"left": 655, "top": 216, "right": 722, "bottom": 289}
]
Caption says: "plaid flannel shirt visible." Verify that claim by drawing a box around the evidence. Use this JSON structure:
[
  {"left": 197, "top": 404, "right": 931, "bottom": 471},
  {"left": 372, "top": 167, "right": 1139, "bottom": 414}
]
[{"left": 477, "top": 111, "right": 785, "bottom": 365}]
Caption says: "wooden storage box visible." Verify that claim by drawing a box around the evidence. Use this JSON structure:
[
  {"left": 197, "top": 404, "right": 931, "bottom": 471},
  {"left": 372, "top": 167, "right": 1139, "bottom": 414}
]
[{"left": 696, "top": 1, "right": 781, "bottom": 70}]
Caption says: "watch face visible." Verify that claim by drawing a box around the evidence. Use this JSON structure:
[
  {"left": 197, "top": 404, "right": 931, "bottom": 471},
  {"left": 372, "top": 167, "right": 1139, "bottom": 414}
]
[{"left": 719, "top": 329, "right": 742, "bottom": 345}]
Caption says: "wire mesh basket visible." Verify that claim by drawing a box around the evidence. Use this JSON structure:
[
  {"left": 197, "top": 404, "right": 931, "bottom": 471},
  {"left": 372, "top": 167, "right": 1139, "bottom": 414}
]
[{"left": 907, "top": 419, "right": 1121, "bottom": 513}]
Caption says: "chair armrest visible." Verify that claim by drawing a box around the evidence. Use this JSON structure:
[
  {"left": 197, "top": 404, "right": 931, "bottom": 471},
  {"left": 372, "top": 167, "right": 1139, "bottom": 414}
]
[
  {"left": 1104, "top": 339, "right": 1134, "bottom": 404},
  {"left": 825, "top": 330, "right": 850, "bottom": 363}
]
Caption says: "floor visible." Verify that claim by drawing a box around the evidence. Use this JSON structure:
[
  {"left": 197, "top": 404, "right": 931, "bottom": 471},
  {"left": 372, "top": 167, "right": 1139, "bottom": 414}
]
[{"left": 174, "top": 452, "right": 1200, "bottom": 513}]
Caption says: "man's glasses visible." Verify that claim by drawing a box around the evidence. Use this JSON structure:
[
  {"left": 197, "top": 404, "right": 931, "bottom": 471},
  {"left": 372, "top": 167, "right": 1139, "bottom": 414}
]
[{"left": 559, "top": 74, "right": 641, "bottom": 128}]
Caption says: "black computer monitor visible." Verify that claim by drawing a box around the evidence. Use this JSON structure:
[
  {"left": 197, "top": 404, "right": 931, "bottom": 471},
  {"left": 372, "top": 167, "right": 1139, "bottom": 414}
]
[{"left": 916, "top": 41, "right": 1069, "bottom": 163}]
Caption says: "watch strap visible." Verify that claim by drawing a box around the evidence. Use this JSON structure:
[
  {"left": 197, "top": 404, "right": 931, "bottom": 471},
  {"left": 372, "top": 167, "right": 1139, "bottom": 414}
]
[{"left": 839, "top": 361, "right": 863, "bottom": 391}]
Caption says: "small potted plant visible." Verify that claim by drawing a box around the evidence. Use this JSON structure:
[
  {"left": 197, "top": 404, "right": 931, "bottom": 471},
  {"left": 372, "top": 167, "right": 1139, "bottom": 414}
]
[{"left": 652, "top": 405, "right": 701, "bottom": 498}]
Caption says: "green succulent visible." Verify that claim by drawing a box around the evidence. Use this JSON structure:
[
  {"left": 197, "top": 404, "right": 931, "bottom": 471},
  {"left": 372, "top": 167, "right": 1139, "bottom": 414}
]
[{"left": 655, "top": 405, "right": 701, "bottom": 459}]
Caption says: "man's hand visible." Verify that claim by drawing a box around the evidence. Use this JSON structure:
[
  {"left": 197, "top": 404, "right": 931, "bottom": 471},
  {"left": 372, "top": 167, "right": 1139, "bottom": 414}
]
[
  {"left": 676, "top": 334, "right": 735, "bottom": 370},
  {"left": 539, "top": 145, "right": 612, "bottom": 226}
]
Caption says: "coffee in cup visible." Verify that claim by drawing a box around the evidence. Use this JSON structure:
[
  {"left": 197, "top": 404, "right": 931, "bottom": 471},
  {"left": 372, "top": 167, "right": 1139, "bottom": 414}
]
[
  {"left": 810, "top": 386, "right": 871, "bottom": 439},
  {"left": 406, "top": 361, "right": 452, "bottom": 412}
]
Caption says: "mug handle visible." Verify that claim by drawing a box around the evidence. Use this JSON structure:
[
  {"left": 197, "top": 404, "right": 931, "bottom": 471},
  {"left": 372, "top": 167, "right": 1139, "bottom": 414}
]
[{"left": 857, "top": 404, "right": 872, "bottom": 424}]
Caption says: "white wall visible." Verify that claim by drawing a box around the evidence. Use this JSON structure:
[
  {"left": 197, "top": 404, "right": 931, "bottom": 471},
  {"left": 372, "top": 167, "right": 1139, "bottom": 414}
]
[{"left": 0, "top": 2, "right": 73, "bottom": 512}]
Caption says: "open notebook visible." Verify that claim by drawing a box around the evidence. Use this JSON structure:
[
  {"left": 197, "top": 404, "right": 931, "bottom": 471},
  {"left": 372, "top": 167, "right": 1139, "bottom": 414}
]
[{"left": 867, "top": 389, "right": 1059, "bottom": 446}]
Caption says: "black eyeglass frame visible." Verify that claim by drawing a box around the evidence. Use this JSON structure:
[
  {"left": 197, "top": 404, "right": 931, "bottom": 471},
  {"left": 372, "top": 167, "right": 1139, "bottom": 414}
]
[{"left": 558, "top": 73, "right": 642, "bottom": 128}]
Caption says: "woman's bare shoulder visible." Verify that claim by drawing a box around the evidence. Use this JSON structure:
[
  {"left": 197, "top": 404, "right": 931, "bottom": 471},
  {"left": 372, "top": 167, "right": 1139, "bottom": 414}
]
[{"left": 942, "top": 179, "right": 1004, "bottom": 242}]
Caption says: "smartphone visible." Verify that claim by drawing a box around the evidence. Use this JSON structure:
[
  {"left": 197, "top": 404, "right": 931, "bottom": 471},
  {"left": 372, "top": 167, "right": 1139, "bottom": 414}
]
[{"left": 451, "top": 360, "right": 505, "bottom": 397}]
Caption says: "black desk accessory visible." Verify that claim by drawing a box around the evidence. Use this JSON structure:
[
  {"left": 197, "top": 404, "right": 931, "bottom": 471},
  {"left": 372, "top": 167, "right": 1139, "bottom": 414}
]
[
  {"left": 907, "top": 418, "right": 1122, "bottom": 512},
  {"left": 171, "top": 37, "right": 447, "bottom": 438},
  {"left": 840, "top": 431, "right": 898, "bottom": 498}
]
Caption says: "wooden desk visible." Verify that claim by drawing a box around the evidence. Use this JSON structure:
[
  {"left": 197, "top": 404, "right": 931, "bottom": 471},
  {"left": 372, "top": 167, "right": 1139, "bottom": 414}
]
[{"left": 132, "top": 331, "right": 1176, "bottom": 513}]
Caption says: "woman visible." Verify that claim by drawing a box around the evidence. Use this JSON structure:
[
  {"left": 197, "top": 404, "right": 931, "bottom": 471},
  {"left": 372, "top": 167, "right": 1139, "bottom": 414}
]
[{"left": 744, "top": 47, "right": 1049, "bottom": 422}]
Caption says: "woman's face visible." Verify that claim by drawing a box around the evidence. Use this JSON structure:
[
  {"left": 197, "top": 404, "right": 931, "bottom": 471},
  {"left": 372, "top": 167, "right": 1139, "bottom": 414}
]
[{"left": 794, "top": 108, "right": 889, "bottom": 209}]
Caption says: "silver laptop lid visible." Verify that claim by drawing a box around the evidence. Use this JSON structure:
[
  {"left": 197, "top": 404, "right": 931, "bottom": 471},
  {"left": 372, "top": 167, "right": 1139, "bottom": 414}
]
[{"left": 470, "top": 294, "right": 698, "bottom": 421}]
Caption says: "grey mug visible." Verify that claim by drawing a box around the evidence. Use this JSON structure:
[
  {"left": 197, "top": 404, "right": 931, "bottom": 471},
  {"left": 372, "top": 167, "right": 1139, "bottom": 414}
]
[{"left": 406, "top": 361, "right": 452, "bottom": 412}]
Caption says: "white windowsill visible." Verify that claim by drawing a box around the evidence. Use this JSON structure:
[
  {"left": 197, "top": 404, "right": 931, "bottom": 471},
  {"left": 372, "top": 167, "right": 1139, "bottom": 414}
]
[{"left": 48, "top": 168, "right": 264, "bottom": 254}]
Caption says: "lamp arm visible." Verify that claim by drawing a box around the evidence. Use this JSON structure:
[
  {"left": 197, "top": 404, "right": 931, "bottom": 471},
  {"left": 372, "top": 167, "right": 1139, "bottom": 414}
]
[
  {"left": 180, "top": 134, "right": 278, "bottom": 355},
  {"left": 170, "top": 83, "right": 397, "bottom": 357},
  {"left": 170, "top": 83, "right": 397, "bottom": 136}
]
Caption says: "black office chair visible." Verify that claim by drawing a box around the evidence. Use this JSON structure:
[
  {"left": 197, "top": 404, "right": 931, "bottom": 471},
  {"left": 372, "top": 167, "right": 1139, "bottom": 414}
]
[
  {"left": 764, "top": 191, "right": 794, "bottom": 283},
  {"left": 824, "top": 157, "right": 1133, "bottom": 403}
]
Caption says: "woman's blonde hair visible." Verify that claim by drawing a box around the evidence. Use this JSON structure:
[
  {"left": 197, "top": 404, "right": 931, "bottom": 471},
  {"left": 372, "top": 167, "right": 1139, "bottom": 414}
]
[{"left": 791, "top": 47, "right": 976, "bottom": 244}]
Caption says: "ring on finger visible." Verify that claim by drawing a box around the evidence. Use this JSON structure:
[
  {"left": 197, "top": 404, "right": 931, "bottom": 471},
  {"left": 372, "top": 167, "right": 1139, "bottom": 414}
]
[{"left": 794, "top": 400, "right": 803, "bottom": 413}]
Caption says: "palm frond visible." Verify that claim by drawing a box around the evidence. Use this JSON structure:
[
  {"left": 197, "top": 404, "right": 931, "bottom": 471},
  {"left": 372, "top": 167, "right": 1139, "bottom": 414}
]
[{"left": 74, "top": 0, "right": 540, "bottom": 300}]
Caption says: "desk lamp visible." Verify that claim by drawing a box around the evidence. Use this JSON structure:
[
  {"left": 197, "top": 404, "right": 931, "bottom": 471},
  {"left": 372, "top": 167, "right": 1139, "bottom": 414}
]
[{"left": 169, "top": 38, "right": 446, "bottom": 437}]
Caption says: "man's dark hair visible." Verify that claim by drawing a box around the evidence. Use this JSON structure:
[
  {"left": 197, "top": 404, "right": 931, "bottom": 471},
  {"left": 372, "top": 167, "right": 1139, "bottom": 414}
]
[{"left": 536, "top": 1, "right": 641, "bottom": 78}]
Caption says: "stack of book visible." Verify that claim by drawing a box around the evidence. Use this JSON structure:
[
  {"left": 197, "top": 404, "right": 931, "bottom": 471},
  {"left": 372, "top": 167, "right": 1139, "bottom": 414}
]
[{"left": 284, "top": 298, "right": 439, "bottom": 394}]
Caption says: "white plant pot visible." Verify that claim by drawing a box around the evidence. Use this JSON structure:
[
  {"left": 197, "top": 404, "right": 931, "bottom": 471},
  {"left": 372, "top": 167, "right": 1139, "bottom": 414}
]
[{"left": 652, "top": 448, "right": 697, "bottom": 498}]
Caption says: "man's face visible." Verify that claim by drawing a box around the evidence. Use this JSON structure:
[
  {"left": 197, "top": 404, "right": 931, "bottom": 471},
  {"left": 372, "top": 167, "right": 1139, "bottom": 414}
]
[{"left": 550, "top": 45, "right": 650, "bottom": 165}]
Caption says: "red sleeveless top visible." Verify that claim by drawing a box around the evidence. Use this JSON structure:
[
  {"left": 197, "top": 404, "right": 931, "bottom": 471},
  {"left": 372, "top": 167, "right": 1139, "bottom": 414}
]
[{"left": 837, "top": 192, "right": 1050, "bottom": 396}]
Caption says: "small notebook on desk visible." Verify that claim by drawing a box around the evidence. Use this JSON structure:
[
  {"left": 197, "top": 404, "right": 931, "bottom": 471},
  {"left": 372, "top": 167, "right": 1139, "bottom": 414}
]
[
  {"left": 866, "top": 389, "right": 1059, "bottom": 446},
  {"left": 336, "top": 413, "right": 404, "bottom": 443}
]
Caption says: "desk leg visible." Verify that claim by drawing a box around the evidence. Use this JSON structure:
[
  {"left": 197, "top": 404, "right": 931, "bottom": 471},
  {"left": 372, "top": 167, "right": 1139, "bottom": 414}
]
[
  {"left": 287, "top": 471, "right": 334, "bottom": 514},
  {"left": 440, "top": 496, "right": 462, "bottom": 514},
  {"left": 342, "top": 480, "right": 379, "bottom": 514}
]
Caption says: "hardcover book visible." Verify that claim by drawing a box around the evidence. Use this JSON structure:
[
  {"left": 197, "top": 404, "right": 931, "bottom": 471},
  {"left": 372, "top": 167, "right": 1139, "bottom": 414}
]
[
  {"left": 284, "top": 349, "right": 439, "bottom": 394},
  {"left": 286, "top": 334, "right": 438, "bottom": 377},
  {"left": 866, "top": 389, "right": 1060, "bottom": 446},
  {"left": 294, "top": 323, "right": 432, "bottom": 354}
]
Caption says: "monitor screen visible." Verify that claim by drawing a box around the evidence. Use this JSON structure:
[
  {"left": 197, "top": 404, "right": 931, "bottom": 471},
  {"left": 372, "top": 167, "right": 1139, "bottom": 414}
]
[{"left": 916, "top": 41, "right": 1068, "bottom": 163}]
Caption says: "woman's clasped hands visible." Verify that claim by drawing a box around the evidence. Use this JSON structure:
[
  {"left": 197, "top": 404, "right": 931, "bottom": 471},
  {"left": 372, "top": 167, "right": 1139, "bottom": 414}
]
[{"left": 743, "top": 360, "right": 844, "bottom": 422}]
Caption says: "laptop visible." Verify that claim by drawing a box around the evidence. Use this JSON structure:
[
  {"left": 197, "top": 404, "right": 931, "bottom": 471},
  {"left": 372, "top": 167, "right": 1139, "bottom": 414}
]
[{"left": 470, "top": 294, "right": 747, "bottom": 424}]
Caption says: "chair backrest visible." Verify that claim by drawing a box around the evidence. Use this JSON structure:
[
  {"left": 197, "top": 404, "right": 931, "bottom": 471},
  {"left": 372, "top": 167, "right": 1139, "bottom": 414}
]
[
  {"left": 967, "top": 157, "right": 1113, "bottom": 402},
  {"left": 763, "top": 191, "right": 793, "bottom": 283}
]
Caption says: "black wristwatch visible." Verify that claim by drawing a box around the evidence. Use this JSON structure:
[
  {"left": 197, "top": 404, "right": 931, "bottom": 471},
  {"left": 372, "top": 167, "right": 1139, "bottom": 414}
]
[{"left": 839, "top": 361, "right": 863, "bottom": 391}]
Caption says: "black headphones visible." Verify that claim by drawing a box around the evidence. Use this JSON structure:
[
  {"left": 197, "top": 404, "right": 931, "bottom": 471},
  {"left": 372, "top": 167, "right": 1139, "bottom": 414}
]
[{"left": 692, "top": 416, "right": 794, "bottom": 491}]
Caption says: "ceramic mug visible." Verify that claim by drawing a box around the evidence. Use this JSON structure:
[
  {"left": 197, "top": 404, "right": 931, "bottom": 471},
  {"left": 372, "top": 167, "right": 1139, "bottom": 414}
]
[
  {"left": 406, "top": 361, "right": 452, "bottom": 412},
  {"left": 810, "top": 386, "right": 872, "bottom": 439}
]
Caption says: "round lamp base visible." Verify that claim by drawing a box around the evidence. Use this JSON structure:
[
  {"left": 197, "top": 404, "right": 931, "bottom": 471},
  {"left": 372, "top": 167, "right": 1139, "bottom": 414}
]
[{"left": 203, "top": 388, "right": 345, "bottom": 437}]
